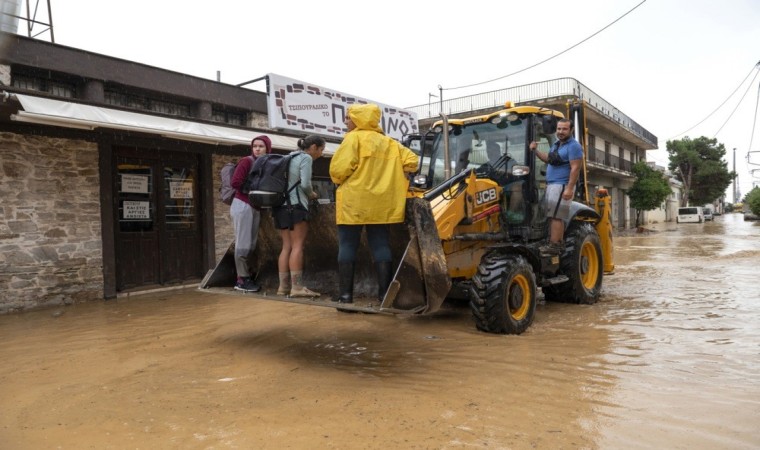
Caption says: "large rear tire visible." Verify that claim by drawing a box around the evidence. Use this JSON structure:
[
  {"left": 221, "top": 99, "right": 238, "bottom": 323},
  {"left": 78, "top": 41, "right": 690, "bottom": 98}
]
[
  {"left": 542, "top": 222, "right": 603, "bottom": 304},
  {"left": 469, "top": 253, "right": 537, "bottom": 335}
]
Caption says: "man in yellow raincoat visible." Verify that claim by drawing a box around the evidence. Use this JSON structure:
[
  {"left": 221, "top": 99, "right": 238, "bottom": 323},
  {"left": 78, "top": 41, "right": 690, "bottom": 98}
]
[{"left": 329, "top": 104, "right": 419, "bottom": 304}]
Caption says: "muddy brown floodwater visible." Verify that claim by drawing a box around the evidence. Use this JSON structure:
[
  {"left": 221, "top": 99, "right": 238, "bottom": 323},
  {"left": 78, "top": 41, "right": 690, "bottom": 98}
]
[{"left": 1, "top": 213, "right": 759, "bottom": 449}]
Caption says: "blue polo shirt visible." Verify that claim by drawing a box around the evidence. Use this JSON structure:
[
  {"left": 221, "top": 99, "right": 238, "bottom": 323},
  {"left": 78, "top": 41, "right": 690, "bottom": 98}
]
[{"left": 546, "top": 136, "right": 584, "bottom": 184}]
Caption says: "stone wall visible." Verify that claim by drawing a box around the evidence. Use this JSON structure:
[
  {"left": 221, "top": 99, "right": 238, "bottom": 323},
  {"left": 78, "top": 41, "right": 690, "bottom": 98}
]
[{"left": 0, "top": 132, "right": 103, "bottom": 313}]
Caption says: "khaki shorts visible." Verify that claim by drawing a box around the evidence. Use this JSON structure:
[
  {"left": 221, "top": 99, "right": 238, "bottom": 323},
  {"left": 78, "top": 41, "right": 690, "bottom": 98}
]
[{"left": 545, "top": 183, "right": 573, "bottom": 220}]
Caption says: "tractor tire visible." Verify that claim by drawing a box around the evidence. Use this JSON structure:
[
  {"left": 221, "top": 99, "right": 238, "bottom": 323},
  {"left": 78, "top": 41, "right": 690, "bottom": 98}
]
[
  {"left": 542, "top": 222, "right": 603, "bottom": 304},
  {"left": 469, "top": 253, "right": 537, "bottom": 335}
]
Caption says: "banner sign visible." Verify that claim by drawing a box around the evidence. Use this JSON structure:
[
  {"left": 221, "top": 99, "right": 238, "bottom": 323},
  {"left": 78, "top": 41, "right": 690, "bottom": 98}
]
[{"left": 266, "top": 73, "right": 418, "bottom": 142}]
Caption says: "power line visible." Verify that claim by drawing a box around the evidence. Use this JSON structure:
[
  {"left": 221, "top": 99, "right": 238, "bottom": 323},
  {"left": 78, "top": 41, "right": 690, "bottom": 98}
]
[
  {"left": 713, "top": 69, "right": 760, "bottom": 138},
  {"left": 441, "top": 0, "right": 647, "bottom": 92},
  {"left": 746, "top": 80, "right": 760, "bottom": 162},
  {"left": 670, "top": 61, "right": 760, "bottom": 140}
]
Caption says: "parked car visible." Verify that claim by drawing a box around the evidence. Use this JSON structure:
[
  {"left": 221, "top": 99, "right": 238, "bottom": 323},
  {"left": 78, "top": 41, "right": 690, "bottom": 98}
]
[
  {"left": 677, "top": 206, "right": 704, "bottom": 223},
  {"left": 703, "top": 208, "right": 714, "bottom": 221}
]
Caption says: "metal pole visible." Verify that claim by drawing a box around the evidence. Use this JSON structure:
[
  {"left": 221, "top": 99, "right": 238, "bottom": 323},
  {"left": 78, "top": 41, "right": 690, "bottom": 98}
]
[
  {"left": 236, "top": 75, "right": 268, "bottom": 88},
  {"left": 428, "top": 93, "right": 438, "bottom": 118},
  {"left": 733, "top": 147, "right": 737, "bottom": 203},
  {"left": 438, "top": 85, "right": 443, "bottom": 114},
  {"left": 441, "top": 113, "right": 450, "bottom": 180}
]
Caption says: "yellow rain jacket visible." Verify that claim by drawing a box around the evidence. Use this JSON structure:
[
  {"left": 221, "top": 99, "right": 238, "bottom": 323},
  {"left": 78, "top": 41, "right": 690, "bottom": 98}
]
[{"left": 330, "top": 104, "right": 419, "bottom": 225}]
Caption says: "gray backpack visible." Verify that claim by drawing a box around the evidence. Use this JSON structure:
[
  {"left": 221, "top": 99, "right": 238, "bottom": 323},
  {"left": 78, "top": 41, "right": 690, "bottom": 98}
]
[{"left": 219, "top": 156, "right": 253, "bottom": 205}]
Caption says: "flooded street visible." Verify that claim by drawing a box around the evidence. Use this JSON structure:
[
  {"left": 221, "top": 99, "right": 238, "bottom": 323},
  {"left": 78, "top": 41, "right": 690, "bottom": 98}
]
[{"left": 1, "top": 213, "right": 758, "bottom": 449}]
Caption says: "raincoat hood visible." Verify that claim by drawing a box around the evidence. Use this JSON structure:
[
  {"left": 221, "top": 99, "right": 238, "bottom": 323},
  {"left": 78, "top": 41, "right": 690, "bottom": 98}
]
[
  {"left": 329, "top": 105, "right": 419, "bottom": 225},
  {"left": 252, "top": 135, "right": 273, "bottom": 154},
  {"left": 348, "top": 104, "right": 383, "bottom": 134}
]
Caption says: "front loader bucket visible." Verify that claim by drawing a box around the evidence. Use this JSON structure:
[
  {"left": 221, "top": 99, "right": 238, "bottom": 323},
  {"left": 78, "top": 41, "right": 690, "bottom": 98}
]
[
  {"left": 201, "top": 202, "right": 348, "bottom": 295},
  {"left": 200, "top": 240, "right": 238, "bottom": 288},
  {"left": 381, "top": 197, "right": 451, "bottom": 314},
  {"left": 201, "top": 199, "right": 451, "bottom": 314}
]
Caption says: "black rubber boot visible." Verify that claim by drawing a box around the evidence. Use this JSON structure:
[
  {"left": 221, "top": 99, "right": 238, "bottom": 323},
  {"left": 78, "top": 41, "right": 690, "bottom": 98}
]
[
  {"left": 376, "top": 261, "right": 393, "bottom": 302},
  {"left": 337, "top": 262, "right": 355, "bottom": 304}
]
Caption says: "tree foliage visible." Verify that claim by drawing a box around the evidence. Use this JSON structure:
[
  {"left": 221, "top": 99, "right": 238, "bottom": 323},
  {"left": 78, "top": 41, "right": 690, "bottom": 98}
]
[
  {"left": 746, "top": 187, "right": 760, "bottom": 216},
  {"left": 627, "top": 161, "right": 672, "bottom": 226},
  {"left": 666, "top": 136, "right": 735, "bottom": 206}
]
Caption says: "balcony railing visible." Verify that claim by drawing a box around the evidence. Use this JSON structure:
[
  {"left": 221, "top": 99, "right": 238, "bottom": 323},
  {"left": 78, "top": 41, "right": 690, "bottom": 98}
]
[
  {"left": 589, "top": 149, "right": 606, "bottom": 165},
  {"left": 587, "top": 149, "right": 634, "bottom": 173}
]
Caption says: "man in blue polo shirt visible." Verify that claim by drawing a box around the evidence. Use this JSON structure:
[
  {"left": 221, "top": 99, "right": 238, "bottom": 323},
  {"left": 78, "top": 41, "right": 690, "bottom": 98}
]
[{"left": 529, "top": 119, "right": 583, "bottom": 256}]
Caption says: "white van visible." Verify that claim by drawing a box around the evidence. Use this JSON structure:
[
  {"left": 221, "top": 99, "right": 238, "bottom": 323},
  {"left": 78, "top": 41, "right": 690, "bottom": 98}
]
[{"left": 677, "top": 206, "right": 704, "bottom": 223}]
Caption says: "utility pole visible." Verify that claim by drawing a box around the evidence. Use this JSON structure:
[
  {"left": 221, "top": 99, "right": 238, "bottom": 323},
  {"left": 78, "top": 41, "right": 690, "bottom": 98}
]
[
  {"left": 733, "top": 147, "right": 737, "bottom": 203},
  {"left": 438, "top": 85, "right": 443, "bottom": 115}
]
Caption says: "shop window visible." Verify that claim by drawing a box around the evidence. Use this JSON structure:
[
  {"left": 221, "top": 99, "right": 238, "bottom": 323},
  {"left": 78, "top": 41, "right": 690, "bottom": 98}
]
[
  {"left": 117, "top": 164, "right": 154, "bottom": 232},
  {"left": 163, "top": 166, "right": 197, "bottom": 230}
]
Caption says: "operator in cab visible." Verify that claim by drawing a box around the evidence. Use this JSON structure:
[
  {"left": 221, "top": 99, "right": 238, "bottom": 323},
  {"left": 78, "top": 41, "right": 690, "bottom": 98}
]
[{"left": 529, "top": 118, "right": 583, "bottom": 256}]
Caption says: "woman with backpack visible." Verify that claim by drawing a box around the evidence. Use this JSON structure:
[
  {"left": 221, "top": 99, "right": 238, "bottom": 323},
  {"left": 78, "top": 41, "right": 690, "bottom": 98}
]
[
  {"left": 273, "top": 135, "right": 326, "bottom": 297},
  {"left": 230, "top": 135, "right": 272, "bottom": 292}
]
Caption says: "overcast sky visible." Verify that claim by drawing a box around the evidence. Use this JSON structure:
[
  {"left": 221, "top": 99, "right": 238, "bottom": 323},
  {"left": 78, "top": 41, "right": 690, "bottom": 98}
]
[{"left": 17, "top": 0, "right": 760, "bottom": 200}]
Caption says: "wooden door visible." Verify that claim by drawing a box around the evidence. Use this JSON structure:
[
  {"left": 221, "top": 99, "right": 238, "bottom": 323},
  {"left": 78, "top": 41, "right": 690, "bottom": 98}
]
[{"left": 114, "top": 148, "right": 203, "bottom": 291}]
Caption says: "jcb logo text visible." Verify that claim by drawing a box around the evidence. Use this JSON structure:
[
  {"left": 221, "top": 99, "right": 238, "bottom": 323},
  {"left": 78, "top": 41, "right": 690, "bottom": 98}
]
[{"left": 475, "top": 188, "right": 497, "bottom": 205}]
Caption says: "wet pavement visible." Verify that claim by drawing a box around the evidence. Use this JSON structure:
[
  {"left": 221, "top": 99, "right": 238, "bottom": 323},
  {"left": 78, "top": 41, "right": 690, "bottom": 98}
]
[{"left": 1, "top": 213, "right": 758, "bottom": 449}]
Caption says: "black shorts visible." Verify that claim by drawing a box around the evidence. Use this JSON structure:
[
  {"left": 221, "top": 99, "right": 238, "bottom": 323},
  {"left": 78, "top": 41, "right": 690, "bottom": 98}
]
[{"left": 273, "top": 204, "right": 310, "bottom": 229}]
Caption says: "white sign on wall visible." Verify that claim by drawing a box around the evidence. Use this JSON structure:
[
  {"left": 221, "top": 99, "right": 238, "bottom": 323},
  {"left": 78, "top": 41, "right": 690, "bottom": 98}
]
[
  {"left": 123, "top": 201, "right": 150, "bottom": 219},
  {"left": 121, "top": 174, "right": 149, "bottom": 194},
  {"left": 170, "top": 181, "right": 193, "bottom": 199},
  {"left": 266, "top": 73, "right": 418, "bottom": 142}
]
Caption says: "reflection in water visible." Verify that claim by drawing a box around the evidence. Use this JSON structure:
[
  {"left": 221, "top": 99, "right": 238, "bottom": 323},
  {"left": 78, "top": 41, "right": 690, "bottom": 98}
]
[
  {"left": 598, "top": 213, "right": 759, "bottom": 449},
  {"left": 0, "top": 214, "right": 758, "bottom": 448}
]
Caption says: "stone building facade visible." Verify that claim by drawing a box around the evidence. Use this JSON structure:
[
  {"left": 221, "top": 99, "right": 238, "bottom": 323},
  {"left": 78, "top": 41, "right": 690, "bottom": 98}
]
[
  {"left": 0, "top": 126, "right": 244, "bottom": 312},
  {"left": 0, "top": 32, "right": 337, "bottom": 313},
  {"left": 1, "top": 133, "right": 102, "bottom": 311}
]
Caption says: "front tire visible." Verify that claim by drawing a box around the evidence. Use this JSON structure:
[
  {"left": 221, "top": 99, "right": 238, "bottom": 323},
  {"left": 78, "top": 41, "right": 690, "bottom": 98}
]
[
  {"left": 542, "top": 222, "right": 603, "bottom": 304},
  {"left": 469, "top": 253, "right": 537, "bottom": 335}
]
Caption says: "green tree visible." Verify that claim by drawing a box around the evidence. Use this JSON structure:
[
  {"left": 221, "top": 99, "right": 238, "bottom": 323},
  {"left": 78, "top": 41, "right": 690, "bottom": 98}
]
[
  {"left": 627, "top": 161, "right": 672, "bottom": 226},
  {"left": 746, "top": 187, "right": 760, "bottom": 216},
  {"left": 666, "top": 136, "right": 735, "bottom": 206}
]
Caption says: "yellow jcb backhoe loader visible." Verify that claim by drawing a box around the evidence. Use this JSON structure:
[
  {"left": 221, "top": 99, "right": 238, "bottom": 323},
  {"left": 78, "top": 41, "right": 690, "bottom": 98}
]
[{"left": 202, "top": 101, "right": 614, "bottom": 335}]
